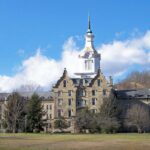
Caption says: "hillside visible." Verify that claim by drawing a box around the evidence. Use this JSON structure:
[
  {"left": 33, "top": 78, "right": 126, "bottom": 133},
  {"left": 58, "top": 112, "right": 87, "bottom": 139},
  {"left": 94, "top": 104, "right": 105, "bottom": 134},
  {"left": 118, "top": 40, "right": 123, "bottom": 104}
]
[{"left": 115, "top": 71, "right": 150, "bottom": 90}]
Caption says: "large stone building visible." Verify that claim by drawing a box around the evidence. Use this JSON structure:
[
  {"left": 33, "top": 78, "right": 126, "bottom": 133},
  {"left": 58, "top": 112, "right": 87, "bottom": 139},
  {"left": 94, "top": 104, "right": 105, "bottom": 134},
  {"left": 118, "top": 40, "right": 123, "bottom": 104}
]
[
  {"left": 0, "top": 17, "right": 113, "bottom": 133},
  {"left": 0, "top": 18, "right": 149, "bottom": 133}
]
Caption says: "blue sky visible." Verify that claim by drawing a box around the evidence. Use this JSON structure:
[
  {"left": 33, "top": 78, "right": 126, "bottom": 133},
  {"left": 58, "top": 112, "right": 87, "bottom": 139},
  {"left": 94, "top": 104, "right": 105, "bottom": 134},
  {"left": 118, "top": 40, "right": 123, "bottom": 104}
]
[{"left": 0, "top": 0, "right": 150, "bottom": 91}]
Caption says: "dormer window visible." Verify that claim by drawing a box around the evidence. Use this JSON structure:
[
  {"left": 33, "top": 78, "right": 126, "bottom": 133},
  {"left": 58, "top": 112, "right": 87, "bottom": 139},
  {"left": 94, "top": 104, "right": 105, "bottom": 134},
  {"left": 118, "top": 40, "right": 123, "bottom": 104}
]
[
  {"left": 97, "top": 79, "right": 101, "bottom": 86},
  {"left": 63, "top": 80, "right": 66, "bottom": 87}
]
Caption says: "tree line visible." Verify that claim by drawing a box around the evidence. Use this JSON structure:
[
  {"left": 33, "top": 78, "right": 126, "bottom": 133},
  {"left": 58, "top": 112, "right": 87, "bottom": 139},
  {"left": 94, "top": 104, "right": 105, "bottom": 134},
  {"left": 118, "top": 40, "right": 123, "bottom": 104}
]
[
  {"left": 1, "top": 92, "right": 150, "bottom": 133},
  {"left": 115, "top": 70, "right": 150, "bottom": 90},
  {"left": 2, "top": 93, "right": 44, "bottom": 133}
]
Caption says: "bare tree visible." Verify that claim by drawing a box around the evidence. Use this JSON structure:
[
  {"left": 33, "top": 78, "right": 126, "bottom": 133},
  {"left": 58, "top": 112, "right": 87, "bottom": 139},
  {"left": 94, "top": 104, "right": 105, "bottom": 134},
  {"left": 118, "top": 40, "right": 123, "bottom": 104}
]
[
  {"left": 126, "top": 103, "right": 150, "bottom": 133},
  {"left": 17, "top": 84, "right": 44, "bottom": 92},
  {"left": 76, "top": 108, "right": 96, "bottom": 133},
  {"left": 97, "top": 93, "right": 120, "bottom": 133},
  {"left": 99, "top": 93, "right": 119, "bottom": 118},
  {"left": 3, "top": 92, "right": 26, "bottom": 133},
  {"left": 115, "top": 70, "right": 150, "bottom": 89}
]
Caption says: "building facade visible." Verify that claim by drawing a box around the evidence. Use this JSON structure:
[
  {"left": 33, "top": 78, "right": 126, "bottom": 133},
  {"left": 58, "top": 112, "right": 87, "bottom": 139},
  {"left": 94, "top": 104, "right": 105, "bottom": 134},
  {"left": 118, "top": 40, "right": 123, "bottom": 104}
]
[{"left": 1, "top": 18, "right": 149, "bottom": 133}]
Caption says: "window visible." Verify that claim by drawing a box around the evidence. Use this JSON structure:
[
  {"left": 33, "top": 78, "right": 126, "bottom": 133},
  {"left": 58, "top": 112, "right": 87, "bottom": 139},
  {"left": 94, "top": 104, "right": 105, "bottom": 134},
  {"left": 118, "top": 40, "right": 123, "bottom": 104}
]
[
  {"left": 63, "top": 80, "right": 66, "bottom": 87},
  {"left": 82, "top": 90, "right": 86, "bottom": 96},
  {"left": 68, "top": 121, "right": 71, "bottom": 127},
  {"left": 85, "top": 60, "right": 93, "bottom": 70},
  {"left": 48, "top": 123, "right": 52, "bottom": 128},
  {"left": 50, "top": 114, "right": 52, "bottom": 119},
  {"left": 46, "top": 105, "right": 48, "bottom": 110},
  {"left": 68, "top": 90, "right": 72, "bottom": 96},
  {"left": 50, "top": 105, "right": 52, "bottom": 110},
  {"left": 92, "top": 98, "right": 96, "bottom": 105},
  {"left": 58, "top": 91, "right": 62, "bottom": 96},
  {"left": 80, "top": 79, "right": 83, "bottom": 85},
  {"left": 97, "top": 79, "right": 101, "bottom": 86},
  {"left": 68, "top": 99, "right": 72, "bottom": 106},
  {"left": 92, "top": 90, "right": 96, "bottom": 96},
  {"left": 81, "top": 100, "right": 86, "bottom": 106},
  {"left": 103, "top": 89, "right": 106, "bottom": 96},
  {"left": 47, "top": 114, "right": 49, "bottom": 119},
  {"left": 58, "top": 109, "right": 62, "bottom": 117},
  {"left": 68, "top": 110, "right": 71, "bottom": 117},
  {"left": 91, "top": 109, "right": 97, "bottom": 113},
  {"left": 58, "top": 99, "right": 63, "bottom": 106}
]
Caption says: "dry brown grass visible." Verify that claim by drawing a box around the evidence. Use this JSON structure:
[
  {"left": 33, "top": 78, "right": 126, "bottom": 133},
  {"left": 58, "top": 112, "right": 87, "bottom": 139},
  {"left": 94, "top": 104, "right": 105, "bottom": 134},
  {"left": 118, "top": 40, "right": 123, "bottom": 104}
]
[{"left": 0, "top": 133, "right": 150, "bottom": 150}]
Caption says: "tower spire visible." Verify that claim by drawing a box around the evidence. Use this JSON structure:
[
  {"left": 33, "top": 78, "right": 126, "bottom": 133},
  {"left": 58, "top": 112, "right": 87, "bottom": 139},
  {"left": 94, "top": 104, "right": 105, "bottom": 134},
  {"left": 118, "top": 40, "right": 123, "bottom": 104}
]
[{"left": 87, "top": 15, "right": 92, "bottom": 33}]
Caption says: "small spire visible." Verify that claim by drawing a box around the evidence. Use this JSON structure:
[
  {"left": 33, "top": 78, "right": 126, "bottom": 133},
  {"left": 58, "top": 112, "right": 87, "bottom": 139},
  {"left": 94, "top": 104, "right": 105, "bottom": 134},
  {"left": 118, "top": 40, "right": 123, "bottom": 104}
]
[
  {"left": 109, "top": 76, "right": 113, "bottom": 86},
  {"left": 87, "top": 15, "right": 92, "bottom": 33},
  {"left": 63, "top": 68, "right": 67, "bottom": 77},
  {"left": 97, "top": 68, "right": 101, "bottom": 76}
]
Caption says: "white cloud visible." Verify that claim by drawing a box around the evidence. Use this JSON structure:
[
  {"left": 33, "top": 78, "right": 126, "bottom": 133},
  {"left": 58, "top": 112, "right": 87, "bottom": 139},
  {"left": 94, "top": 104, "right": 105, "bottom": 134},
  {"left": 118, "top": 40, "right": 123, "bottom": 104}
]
[
  {"left": 0, "top": 37, "right": 82, "bottom": 92},
  {"left": 0, "top": 31, "right": 150, "bottom": 92},
  {"left": 98, "top": 31, "right": 150, "bottom": 77}
]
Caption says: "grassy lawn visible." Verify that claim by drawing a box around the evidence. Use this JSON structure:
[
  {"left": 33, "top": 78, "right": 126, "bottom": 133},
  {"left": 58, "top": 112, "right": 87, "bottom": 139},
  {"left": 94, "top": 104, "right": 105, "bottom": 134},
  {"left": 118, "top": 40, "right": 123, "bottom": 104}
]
[{"left": 0, "top": 133, "right": 150, "bottom": 150}]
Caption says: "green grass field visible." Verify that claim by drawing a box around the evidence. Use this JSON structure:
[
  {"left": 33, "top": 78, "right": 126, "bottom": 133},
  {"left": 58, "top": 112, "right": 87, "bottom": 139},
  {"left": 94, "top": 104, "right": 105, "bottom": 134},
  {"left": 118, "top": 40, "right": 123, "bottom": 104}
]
[{"left": 0, "top": 133, "right": 150, "bottom": 150}]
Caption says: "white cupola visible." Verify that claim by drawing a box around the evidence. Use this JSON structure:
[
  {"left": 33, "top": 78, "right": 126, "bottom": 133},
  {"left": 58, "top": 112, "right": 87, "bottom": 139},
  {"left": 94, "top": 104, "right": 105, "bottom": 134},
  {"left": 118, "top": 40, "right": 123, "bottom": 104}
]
[{"left": 75, "top": 16, "right": 101, "bottom": 78}]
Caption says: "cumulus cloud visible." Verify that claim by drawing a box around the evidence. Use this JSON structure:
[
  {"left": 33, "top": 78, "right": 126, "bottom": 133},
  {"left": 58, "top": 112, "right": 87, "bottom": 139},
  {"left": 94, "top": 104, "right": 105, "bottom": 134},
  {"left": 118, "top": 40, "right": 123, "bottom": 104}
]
[
  {"left": 0, "top": 31, "right": 150, "bottom": 92},
  {"left": 98, "top": 31, "right": 150, "bottom": 77},
  {"left": 0, "top": 37, "right": 82, "bottom": 92}
]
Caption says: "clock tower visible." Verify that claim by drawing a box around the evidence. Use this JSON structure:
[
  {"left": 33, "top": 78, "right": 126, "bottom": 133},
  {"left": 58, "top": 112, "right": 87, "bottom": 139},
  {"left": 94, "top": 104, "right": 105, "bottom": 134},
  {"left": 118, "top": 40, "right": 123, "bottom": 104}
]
[{"left": 75, "top": 16, "right": 101, "bottom": 78}]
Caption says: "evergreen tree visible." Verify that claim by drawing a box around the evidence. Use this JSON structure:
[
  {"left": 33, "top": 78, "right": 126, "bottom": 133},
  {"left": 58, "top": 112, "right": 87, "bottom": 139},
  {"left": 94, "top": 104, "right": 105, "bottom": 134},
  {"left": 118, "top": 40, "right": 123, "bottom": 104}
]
[{"left": 26, "top": 93, "right": 44, "bottom": 132}]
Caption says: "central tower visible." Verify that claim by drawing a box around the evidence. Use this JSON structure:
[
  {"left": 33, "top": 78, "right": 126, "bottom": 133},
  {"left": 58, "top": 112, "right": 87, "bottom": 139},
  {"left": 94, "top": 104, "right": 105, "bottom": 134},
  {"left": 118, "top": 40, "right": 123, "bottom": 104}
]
[{"left": 75, "top": 16, "right": 101, "bottom": 78}]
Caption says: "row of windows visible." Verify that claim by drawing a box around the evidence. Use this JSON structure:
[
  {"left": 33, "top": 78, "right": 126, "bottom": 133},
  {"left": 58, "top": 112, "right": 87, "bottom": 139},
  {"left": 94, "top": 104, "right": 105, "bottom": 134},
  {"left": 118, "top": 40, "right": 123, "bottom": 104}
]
[
  {"left": 46, "top": 114, "right": 52, "bottom": 119},
  {"left": 92, "top": 90, "right": 106, "bottom": 96},
  {"left": 58, "top": 99, "right": 73, "bottom": 106},
  {"left": 57, "top": 109, "right": 73, "bottom": 118},
  {"left": 45, "top": 105, "right": 52, "bottom": 110},
  {"left": 77, "top": 98, "right": 97, "bottom": 106},
  {"left": 78, "top": 89, "right": 107, "bottom": 97},
  {"left": 75, "top": 79, "right": 102, "bottom": 86},
  {"left": 57, "top": 90, "right": 73, "bottom": 97},
  {"left": 63, "top": 79, "right": 101, "bottom": 87}
]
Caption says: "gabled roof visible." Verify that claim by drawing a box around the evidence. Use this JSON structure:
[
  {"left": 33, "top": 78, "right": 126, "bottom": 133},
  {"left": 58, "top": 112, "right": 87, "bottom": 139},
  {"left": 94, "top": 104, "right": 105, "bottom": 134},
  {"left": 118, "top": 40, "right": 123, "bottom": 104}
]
[{"left": 53, "top": 68, "right": 68, "bottom": 88}]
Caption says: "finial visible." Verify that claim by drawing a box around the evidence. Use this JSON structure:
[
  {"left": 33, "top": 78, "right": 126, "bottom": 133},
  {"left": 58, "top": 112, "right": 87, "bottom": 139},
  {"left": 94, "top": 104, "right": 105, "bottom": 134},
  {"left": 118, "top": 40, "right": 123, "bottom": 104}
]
[
  {"left": 63, "top": 68, "right": 67, "bottom": 77},
  {"left": 87, "top": 15, "right": 92, "bottom": 33},
  {"left": 109, "top": 76, "right": 113, "bottom": 86},
  {"left": 97, "top": 67, "right": 101, "bottom": 76}
]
